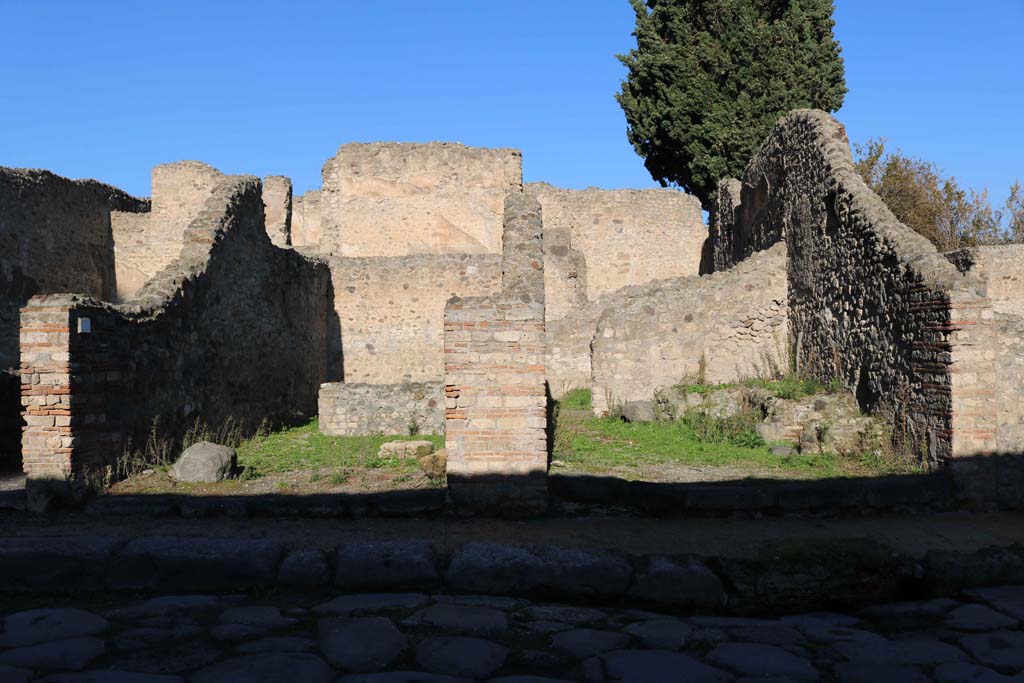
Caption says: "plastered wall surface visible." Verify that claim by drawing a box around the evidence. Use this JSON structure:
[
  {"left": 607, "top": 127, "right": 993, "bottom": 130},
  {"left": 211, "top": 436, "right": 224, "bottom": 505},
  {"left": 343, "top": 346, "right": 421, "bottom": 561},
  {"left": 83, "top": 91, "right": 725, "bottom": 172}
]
[
  {"left": 528, "top": 183, "right": 706, "bottom": 301},
  {"left": 291, "top": 189, "right": 322, "bottom": 248},
  {"left": 319, "top": 382, "right": 444, "bottom": 436},
  {"left": 590, "top": 243, "right": 789, "bottom": 415},
  {"left": 328, "top": 253, "right": 502, "bottom": 384},
  {"left": 0, "top": 166, "right": 148, "bottom": 467},
  {"left": 321, "top": 142, "right": 522, "bottom": 257},
  {"left": 20, "top": 176, "right": 331, "bottom": 489}
]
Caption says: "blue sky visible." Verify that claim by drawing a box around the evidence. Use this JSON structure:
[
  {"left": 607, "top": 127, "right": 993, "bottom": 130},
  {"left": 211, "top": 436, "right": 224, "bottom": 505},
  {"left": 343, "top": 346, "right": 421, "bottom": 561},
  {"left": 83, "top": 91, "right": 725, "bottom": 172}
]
[{"left": 1, "top": 1, "right": 1020, "bottom": 204}]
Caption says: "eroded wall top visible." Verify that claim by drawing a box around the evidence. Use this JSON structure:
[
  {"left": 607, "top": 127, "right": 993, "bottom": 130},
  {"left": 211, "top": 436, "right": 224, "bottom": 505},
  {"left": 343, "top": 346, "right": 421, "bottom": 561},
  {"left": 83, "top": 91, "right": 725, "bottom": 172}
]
[{"left": 321, "top": 142, "right": 522, "bottom": 257}]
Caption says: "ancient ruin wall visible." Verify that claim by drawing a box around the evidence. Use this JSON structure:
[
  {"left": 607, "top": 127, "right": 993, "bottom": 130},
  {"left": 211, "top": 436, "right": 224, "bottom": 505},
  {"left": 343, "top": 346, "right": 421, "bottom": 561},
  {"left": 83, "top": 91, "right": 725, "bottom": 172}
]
[
  {"left": 262, "top": 176, "right": 292, "bottom": 247},
  {"left": 110, "top": 161, "right": 225, "bottom": 301},
  {"left": 0, "top": 166, "right": 148, "bottom": 467},
  {"left": 444, "top": 192, "right": 548, "bottom": 510},
  {"left": 319, "top": 382, "right": 444, "bottom": 436},
  {"left": 590, "top": 244, "right": 788, "bottom": 415},
  {"left": 528, "top": 183, "right": 706, "bottom": 302},
  {"left": 321, "top": 143, "right": 522, "bottom": 257},
  {"left": 710, "top": 110, "right": 997, "bottom": 462},
  {"left": 328, "top": 254, "right": 502, "bottom": 384},
  {"left": 291, "top": 189, "right": 322, "bottom": 248},
  {"left": 20, "top": 175, "right": 331, "bottom": 490},
  {"left": 947, "top": 245, "right": 1024, "bottom": 317}
]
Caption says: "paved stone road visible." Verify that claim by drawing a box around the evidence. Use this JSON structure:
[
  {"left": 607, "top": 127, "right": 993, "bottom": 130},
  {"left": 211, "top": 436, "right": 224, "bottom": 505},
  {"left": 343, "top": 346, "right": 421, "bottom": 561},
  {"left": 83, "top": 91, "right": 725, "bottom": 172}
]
[{"left": 2, "top": 586, "right": 1024, "bottom": 682}]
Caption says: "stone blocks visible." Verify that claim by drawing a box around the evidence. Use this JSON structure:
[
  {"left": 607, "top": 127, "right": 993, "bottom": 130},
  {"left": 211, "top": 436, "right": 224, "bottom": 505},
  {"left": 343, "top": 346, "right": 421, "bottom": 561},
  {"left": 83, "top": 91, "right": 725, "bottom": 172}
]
[{"left": 318, "top": 382, "right": 444, "bottom": 436}]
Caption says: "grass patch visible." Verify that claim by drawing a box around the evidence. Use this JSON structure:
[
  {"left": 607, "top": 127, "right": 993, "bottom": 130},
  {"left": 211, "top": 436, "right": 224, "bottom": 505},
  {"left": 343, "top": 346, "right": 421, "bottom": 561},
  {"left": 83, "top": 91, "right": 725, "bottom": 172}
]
[
  {"left": 235, "top": 419, "right": 442, "bottom": 480},
  {"left": 672, "top": 373, "right": 844, "bottom": 401},
  {"left": 559, "top": 388, "right": 592, "bottom": 410}
]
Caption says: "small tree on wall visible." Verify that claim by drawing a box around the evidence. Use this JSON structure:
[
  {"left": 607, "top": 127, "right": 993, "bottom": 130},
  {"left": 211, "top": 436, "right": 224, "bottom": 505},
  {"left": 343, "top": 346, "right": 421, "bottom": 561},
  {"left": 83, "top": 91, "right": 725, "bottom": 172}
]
[{"left": 617, "top": 0, "right": 847, "bottom": 208}]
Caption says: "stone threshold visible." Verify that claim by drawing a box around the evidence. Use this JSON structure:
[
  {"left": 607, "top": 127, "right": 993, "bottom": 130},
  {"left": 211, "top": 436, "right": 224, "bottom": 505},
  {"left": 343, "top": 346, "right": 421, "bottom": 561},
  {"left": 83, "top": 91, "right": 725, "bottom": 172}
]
[{"left": 2, "top": 535, "right": 1023, "bottom": 616}]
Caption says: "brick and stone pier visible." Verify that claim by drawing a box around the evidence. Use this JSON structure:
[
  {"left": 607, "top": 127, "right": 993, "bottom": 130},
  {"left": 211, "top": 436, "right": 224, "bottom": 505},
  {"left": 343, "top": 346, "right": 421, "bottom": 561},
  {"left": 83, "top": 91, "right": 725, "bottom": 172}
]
[{"left": 444, "top": 192, "right": 549, "bottom": 512}]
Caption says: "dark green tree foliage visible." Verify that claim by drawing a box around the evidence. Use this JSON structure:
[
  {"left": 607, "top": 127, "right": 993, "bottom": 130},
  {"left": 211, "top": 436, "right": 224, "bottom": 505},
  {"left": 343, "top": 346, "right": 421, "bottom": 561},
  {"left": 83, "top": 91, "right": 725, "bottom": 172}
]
[{"left": 617, "top": 0, "right": 847, "bottom": 207}]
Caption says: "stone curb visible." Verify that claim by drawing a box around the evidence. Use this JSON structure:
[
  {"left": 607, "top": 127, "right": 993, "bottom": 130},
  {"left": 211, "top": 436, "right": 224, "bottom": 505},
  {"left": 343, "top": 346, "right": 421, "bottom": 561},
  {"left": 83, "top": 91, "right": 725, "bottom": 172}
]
[{"left": 1, "top": 535, "right": 1022, "bottom": 614}]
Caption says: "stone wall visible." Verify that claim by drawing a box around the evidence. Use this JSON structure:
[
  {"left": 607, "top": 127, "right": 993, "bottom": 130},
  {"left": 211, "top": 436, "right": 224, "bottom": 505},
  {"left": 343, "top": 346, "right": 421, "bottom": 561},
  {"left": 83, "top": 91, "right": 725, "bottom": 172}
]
[
  {"left": 0, "top": 166, "right": 148, "bottom": 468},
  {"left": 444, "top": 193, "right": 548, "bottom": 511},
  {"left": 328, "top": 254, "right": 502, "bottom": 383},
  {"left": 709, "top": 109, "right": 999, "bottom": 463},
  {"left": 994, "top": 314, "right": 1024, "bottom": 452},
  {"left": 262, "top": 176, "right": 292, "bottom": 247},
  {"left": 20, "top": 175, "right": 332, "bottom": 502},
  {"left": 110, "top": 161, "right": 225, "bottom": 301},
  {"left": 291, "top": 189, "right": 322, "bottom": 248},
  {"left": 321, "top": 142, "right": 522, "bottom": 257},
  {"left": 590, "top": 244, "right": 789, "bottom": 415},
  {"left": 528, "top": 183, "right": 706, "bottom": 301},
  {"left": 318, "top": 382, "right": 444, "bottom": 436},
  {"left": 947, "top": 245, "right": 1024, "bottom": 317}
]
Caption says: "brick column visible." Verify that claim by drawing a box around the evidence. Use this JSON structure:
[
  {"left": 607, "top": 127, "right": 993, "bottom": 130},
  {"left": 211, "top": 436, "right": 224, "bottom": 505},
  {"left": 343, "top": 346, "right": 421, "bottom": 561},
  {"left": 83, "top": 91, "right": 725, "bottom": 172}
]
[{"left": 444, "top": 192, "right": 549, "bottom": 512}]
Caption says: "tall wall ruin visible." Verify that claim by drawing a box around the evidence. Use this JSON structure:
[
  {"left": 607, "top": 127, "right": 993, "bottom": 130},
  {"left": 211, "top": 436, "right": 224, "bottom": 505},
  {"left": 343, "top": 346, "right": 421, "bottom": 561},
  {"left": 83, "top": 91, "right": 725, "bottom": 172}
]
[
  {"left": 709, "top": 110, "right": 1016, "bottom": 477},
  {"left": 20, "top": 175, "right": 332, "bottom": 505},
  {"left": 0, "top": 167, "right": 149, "bottom": 469}
]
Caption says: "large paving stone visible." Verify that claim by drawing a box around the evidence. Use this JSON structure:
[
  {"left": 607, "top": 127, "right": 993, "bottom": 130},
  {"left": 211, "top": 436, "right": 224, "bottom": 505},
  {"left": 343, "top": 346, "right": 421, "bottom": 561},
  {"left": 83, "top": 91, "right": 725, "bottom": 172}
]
[
  {"left": 320, "top": 616, "right": 407, "bottom": 671},
  {"left": 0, "top": 637, "right": 105, "bottom": 671},
  {"left": 111, "top": 625, "right": 202, "bottom": 651},
  {"left": 831, "top": 639, "right": 968, "bottom": 666},
  {"left": 0, "top": 608, "right": 109, "bottom": 647},
  {"left": 277, "top": 549, "right": 330, "bottom": 587},
  {"left": 410, "top": 604, "right": 508, "bottom": 635},
  {"left": 707, "top": 643, "right": 817, "bottom": 680},
  {"left": 106, "top": 595, "right": 219, "bottom": 618},
  {"left": 487, "top": 678, "right": 577, "bottom": 682},
  {"left": 551, "top": 628, "right": 628, "bottom": 659},
  {"left": 104, "top": 640, "right": 222, "bottom": 675},
  {"left": 36, "top": 673, "right": 184, "bottom": 682},
  {"left": 335, "top": 540, "right": 440, "bottom": 590},
  {"left": 599, "top": 650, "right": 731, "bottom": 683},
  {"left": 858, "top": 598, "right": 959, "bottom": 629},
  {"left": 235, "top": 636, "right": 315, "bottom": 654},
  {"left": 0, "top": 664, "right": 31, "bottom": 683},
  {"left": 966, "top": 585, "right": 1024, "bottom": 620},
  {"left": 729, "top": 624, "right": 805, "bottom": 647},
  {"left": 313, "top": 593, "right": 429, "bottom": 615},
  {"left": 627, "top": 555, "right": 725, "bottom": 608},
  {"left": 799, "top": 623, "right": 887, "bottom": 644},
  {"left": 107, "top": 537, "right": 284, "bottom": 590},
  {"left": 945, "top": 604, "right": 1018, "bottom": 631},
  {"left": 435, "top": 595, "right": 529, "bottom": 610},
  {"left": 0, "top": 537, "right": 120, "bottom": 592},
  {"left": 444, "top": 542, "right": 632, "bottom": 598},
  {"left": 623, "top": 619, "right": 692, "bottom": 650},
  {"left": 416, "top": 636, "right": 508, "bottom": 679},
  {"left": 958, "top": 631, "right": 1024, "bottom": 669},
  {"left": 832, "top": 663, "right": 931, "bottom": 683},
  {"left": 933, "top": 662, "right": 1024, "bottom": 683},
  {"left": 336, "top": 674, "right": 471, "bottom": 683},
  {"left": 219, "top": 606, "right": 295, "bottom": 628},
  {"left": 520, "top": 605, "right": 606, "bottom": 624},
  {"left": 190, "top": 653, "right": 332, "bottom": 683}
]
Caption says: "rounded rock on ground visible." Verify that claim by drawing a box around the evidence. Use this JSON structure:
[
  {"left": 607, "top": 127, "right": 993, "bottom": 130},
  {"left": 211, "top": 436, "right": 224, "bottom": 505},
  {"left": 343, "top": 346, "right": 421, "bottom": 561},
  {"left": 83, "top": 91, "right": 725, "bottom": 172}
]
[
  {"left": 170, "top": 442, "right": 235, "bottom": 483},
  {"left": 277, "top": 548, "right": 330, "bottom": 587},
  {"left": 0, "top": 608, "right": 109, "bottom": 647},
  {"left": 418, "top": 450, "right": 447, "bottom": 478},
  {"left": 319, "top": 616, "right": 408, "bottom": 672},
  {"left": 190, "top": 653, "right": 332, "bottom": 683},
  {"left": 415, "top": 636, "right": 508, "bottom": 679}
]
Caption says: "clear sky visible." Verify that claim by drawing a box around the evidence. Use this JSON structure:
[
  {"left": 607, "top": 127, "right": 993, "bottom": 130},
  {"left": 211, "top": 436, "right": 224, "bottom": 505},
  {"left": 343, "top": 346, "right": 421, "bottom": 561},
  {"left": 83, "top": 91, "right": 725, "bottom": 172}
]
[{"left": 0, "top": 1, "right": 1020, "bottom": 204}]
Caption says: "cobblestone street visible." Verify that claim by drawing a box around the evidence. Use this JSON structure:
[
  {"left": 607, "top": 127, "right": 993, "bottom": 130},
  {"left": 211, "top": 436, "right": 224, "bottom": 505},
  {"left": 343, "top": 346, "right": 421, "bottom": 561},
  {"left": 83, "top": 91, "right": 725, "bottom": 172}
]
[{"left": 2, "top": 586, "right": 1023, "bottom": 682}]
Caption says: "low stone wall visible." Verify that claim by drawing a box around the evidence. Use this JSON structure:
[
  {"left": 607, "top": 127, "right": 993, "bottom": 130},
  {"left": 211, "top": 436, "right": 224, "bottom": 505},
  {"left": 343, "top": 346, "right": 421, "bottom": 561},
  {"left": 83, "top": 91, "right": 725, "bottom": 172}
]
[
  {"left": 318, "top": 382, "right": 444, "bottom": 436},
  {"left": 328, "top": 254, "right": 502, "bottom": 383},
  {"left": 444, "top": 193, "right": 548, "bottom": 510},
  {"left": 321, "top": 142, "right": 522, "bottom": 257},
  {"left": 709, "top": 110, "right": 999, "bottom": 464},
  {"left": 0, "top": 166, "right": 148, "bottom": 469},
  {"left": 20, "top": 175, "right": 331, "bottom": 504},
  {"left": 591, "top": 244, "right": 788, "bottom": 415},
  {"left": 528, "top": 183, "right": 706, "bottom": 301}
]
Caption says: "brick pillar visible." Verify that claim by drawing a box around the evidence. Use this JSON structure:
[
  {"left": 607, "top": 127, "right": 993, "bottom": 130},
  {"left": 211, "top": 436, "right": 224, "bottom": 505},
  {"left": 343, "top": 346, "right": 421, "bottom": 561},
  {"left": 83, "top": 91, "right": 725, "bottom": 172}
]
[
  {"left": 20, "top": 296, "right": 74, "bottom": 508},
  {"left": 444, "top": 192, "right": 549, "bottom": 512}
]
